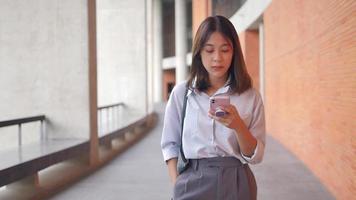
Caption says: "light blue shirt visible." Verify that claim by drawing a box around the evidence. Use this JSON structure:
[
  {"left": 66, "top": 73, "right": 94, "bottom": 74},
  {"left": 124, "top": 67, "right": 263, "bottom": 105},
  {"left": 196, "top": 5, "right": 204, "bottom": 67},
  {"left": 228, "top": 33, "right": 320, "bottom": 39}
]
[{"left": 161, "top": 80, "right": 266, "bottom": 164}]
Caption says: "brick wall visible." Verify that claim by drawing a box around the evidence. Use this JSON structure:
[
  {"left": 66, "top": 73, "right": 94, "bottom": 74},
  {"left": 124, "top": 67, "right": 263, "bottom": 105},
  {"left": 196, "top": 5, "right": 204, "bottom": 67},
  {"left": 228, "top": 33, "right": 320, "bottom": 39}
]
[
  {"left": 239, "top": 31, "right": 260, "bottom": 91},
  {"left": 192, "top": 0, "right": 212, "bottom": 38},
  {"left": 163, "top": 69, "right": 176, "bottom": 101},
  {"left": 264, "top": 0, "right": 356, "bottom": 199}
]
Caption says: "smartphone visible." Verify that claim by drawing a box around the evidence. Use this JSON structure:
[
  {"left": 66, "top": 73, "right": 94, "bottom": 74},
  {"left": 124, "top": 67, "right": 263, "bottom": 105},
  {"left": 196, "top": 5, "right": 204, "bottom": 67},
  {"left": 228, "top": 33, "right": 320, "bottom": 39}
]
[{"left": 209, "top": 96, "right": 230, "bottom": 117}]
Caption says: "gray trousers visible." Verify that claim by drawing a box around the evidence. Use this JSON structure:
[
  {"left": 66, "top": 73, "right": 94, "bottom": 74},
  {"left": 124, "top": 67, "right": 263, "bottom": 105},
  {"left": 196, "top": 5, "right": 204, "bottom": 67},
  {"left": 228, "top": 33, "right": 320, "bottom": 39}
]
[{"left": 173, "top": 157, "right": 257, "bottom": 200}]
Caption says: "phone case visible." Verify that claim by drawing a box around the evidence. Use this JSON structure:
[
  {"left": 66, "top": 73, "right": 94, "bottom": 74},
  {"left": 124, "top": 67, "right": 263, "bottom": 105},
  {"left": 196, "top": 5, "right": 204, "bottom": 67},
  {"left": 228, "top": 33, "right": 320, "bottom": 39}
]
[{"left": 210, "top": 96, "right": 230, "bottom": 116}]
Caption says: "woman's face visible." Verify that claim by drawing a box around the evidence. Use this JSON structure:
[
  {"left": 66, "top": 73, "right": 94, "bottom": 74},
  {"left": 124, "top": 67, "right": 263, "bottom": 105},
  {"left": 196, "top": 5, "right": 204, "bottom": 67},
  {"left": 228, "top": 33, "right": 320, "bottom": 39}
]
[{"left": 200, "top": 31, "right": 233, "bottom": 82}]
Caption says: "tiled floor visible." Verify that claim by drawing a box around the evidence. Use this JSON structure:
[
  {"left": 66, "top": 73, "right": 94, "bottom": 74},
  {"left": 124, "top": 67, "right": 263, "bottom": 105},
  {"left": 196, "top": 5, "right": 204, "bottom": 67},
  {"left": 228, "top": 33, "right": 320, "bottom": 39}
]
[{"left": 50, "top": 104, "right": 335, "bottom": 200}]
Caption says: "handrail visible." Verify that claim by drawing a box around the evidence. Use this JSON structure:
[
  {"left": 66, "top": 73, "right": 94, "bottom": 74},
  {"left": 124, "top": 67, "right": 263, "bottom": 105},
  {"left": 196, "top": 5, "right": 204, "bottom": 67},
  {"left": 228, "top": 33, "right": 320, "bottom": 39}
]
[
  {"left": 98, "top": 102, "right": 125, "bottom": 110},
  {"left": 0, "top": 115, "right": 45, "bottom": 128},
  {"left": 99, "top": 113, "right": 149, "bottom": 145},
  {"left": 0, "top": 112, "right": 157, "bottom": 196},
  {"left": 0, "top": 115, "right": 46, "bottom": 146},
  {"left": 97, "top": 102, "right": 125, "bottom": 135}
]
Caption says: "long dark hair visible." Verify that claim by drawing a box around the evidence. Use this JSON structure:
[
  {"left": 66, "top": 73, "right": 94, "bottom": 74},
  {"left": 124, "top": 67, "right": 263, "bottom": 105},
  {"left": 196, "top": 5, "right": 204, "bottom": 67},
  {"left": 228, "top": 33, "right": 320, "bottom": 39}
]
[{"left": 188, "top": 15, "right": 252, "bottom": 94}]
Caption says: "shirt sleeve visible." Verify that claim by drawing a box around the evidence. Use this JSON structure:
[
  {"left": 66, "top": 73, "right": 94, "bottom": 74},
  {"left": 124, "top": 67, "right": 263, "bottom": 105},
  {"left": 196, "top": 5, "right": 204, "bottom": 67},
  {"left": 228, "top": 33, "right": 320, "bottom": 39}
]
[
  {"left": 160, "top": 85, "right": 184, "bottom": 162},
  {"left": 241, "top": 91, "right": 266, "bottom": 164}
]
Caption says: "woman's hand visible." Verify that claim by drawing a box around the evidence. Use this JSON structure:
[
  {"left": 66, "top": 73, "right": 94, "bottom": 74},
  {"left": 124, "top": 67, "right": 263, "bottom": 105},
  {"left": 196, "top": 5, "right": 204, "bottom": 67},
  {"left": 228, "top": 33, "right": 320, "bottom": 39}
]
[
  {"left": 208, "top": 104, "right": 257, "bottom": 157},
  {"left": 208, "top": 104, "right": 244, "bottom": 131}
]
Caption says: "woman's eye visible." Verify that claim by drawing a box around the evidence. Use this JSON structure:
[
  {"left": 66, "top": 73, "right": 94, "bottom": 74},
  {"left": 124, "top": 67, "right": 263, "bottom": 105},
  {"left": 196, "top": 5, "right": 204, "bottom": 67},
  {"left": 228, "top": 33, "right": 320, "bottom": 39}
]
[
  {"left": 205, "top": 49, "right": 214, "bottom": 53},
  {"left": 221, "top": 48, "right": 230, "bottom": 53}
]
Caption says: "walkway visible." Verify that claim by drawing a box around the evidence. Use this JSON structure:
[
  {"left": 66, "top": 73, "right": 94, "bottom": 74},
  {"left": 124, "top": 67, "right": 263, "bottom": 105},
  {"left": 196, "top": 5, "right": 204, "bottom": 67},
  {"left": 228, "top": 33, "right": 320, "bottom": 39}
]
[{"left": 50, "top": 104, "right": 335, "bottom": 200}]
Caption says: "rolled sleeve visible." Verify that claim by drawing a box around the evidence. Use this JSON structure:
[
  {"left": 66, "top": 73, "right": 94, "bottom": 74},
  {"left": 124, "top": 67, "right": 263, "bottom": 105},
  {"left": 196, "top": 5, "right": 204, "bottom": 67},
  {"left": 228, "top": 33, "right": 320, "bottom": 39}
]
[
  {"left": 162, "top": 144, "right": 179, "bottom": 161},
  {"left": 241, "top": 139, "right": 265, "bottom": 164},
  {"left": 242, "top": 91, "right": 266, "bottom": 164}
]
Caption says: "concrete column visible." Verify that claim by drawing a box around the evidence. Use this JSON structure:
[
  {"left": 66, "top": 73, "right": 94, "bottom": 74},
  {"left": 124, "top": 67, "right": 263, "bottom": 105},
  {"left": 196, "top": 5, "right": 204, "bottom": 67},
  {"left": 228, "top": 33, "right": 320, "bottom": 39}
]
[
  {"left": 153, "top": 0, "right": 163, "bottom": 102},
  {"left": 146, "top": 0, "right": 154, "bottom": 111},
  {"left": 144, "top": 0, "right": 149, "bottom": 114},
  {"left": 259, "top": 22, "right": 265, "bottom": 103},
  {"left": 88, "top": 0, "right": 99, "bottom": 165},
  {"left": 175, "top": 0, "right": 188, "bottom": 84}
]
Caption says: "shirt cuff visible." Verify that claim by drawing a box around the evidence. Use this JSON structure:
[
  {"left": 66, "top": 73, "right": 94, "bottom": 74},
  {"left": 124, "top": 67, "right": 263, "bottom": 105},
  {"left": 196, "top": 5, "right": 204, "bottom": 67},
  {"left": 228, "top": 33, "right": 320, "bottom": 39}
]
[
  {"left": 241, "top": 139, "right": 263, "bottom": 164},
  {"left": 162, "top": 146, "right": 179, "bottom": 162}
]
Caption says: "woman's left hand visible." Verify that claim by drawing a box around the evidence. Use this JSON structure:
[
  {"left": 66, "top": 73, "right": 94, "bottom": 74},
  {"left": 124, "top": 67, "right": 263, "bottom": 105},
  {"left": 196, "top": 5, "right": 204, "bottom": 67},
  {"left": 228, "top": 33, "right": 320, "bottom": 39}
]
[{"left": 208, "top": 104, "right": 244, "bottom": 131}]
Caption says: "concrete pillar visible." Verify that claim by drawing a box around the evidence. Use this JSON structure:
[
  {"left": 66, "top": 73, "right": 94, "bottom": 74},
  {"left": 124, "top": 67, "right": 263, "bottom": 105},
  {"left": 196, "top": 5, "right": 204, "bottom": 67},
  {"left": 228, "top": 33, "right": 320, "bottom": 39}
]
[
  {"left": 153, "top": 0, "right": 163, "bottom": 102},
  {"left": 175, "top": 0, "right": 188, "bottom": 84},
  {"left": 259, "top": 22, "right": 265, "bottom": 103},
  {"left": 88, "top": 0, "right": 99, "bottom": 165},
  {"left": 146, "top": 0, "right": 154, "bottom": 111}
]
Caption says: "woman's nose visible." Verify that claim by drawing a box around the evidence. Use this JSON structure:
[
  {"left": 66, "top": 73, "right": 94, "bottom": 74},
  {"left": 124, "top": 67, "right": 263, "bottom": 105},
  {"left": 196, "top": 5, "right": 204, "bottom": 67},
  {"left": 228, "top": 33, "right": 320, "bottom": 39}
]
[{"left": 213, "top": 52, "right": 222, "bottom": 62}]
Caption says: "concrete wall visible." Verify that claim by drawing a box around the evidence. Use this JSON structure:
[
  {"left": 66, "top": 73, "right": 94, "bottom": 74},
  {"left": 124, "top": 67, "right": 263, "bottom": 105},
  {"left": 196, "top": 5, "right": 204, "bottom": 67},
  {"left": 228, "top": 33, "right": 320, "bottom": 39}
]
[
  {"left": 264, "top": 0, "right": 356, "bottom": 198},
  {"left": 0, "top": 0, "right": 91, "bottom": 147},
  {"left": 230, "top": 0, "right": 271, "bottom": 33},
  {"left": 97, "top": 0, "right": 147, "bottom": 122}
]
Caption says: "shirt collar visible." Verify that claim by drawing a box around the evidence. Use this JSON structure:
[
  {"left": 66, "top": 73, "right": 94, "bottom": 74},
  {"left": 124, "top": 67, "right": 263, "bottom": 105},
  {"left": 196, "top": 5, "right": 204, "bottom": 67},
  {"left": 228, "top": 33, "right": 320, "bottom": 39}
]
[
  {"left": 217, "top": 76, "right": 231, "bottom": 95},
  {"left": 187, "top": 76, "right": 231, "bottom": 96}
]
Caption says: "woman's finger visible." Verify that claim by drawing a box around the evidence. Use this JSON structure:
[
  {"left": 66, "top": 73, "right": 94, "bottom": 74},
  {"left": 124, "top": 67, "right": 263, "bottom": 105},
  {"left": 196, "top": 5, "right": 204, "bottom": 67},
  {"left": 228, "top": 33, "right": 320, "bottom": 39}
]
[{"left": 226, "top": 105, "right": 237, "bottom": 113}]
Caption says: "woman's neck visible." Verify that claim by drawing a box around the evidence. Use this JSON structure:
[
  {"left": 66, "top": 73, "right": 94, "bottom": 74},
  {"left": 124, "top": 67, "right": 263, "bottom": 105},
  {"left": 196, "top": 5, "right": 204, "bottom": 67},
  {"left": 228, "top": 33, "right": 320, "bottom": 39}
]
[
  {"left": 209, "top": 76, "right": 227, "bottom": 89},
  {"left": 206, "top": 76, "right": 227, "bottom": 96}
]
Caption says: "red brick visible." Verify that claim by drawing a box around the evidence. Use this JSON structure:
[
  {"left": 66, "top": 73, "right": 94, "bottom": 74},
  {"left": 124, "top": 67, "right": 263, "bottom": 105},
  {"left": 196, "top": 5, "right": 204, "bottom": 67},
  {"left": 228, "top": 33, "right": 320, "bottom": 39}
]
[{"left": 264, "top": 0, "right": 356, "bottom": 199}]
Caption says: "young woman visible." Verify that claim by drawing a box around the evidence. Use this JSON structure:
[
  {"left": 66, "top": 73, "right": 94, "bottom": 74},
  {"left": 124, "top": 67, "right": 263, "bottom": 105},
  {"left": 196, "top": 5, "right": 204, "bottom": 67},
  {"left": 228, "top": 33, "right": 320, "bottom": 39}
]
[{"left": 161, "top": 15, "right": 265, "bottom": 200}]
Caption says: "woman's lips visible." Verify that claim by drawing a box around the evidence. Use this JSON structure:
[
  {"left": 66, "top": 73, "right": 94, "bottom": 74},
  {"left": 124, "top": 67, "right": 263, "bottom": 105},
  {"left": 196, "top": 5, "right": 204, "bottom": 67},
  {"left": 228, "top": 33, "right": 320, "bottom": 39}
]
[{"left": 211, "top": 66, "right": 224, "bottom": 70}]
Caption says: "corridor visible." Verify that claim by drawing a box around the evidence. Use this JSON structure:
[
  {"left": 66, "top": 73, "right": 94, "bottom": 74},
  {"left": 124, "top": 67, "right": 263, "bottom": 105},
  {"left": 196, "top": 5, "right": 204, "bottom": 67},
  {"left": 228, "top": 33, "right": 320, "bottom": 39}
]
[{"left": 50, "top": 104, "right": 335, "bottom": 200}]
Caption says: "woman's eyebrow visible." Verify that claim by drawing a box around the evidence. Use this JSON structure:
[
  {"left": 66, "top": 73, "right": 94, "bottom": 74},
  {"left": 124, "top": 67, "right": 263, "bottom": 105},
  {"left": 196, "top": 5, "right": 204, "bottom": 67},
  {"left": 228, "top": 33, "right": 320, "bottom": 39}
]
[
  {"left": 204, "top": 43, "right": 231, "bottom": 47},
  {"left": 204, "top": 44, "right": 214, "bottom": 47}
]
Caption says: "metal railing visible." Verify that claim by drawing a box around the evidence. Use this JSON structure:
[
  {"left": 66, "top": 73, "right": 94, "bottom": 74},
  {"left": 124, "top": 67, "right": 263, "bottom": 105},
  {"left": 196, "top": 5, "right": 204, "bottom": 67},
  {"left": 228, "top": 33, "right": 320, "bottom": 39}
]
[
  {"left": 0, "top": 115, "right": 46, "bottom": 146},
  {"left": 0, "top": 102, "right": 126, "bottom": 145},
  {"left": 97, "top": 102, "right": 125, "bottom": 134}
]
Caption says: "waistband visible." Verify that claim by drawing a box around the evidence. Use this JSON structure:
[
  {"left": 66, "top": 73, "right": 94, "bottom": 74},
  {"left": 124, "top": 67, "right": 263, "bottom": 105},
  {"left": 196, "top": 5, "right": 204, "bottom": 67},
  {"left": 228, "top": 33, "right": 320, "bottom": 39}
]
[{"left": 189, "top": 157, "right": 244, "bottom": 170}]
